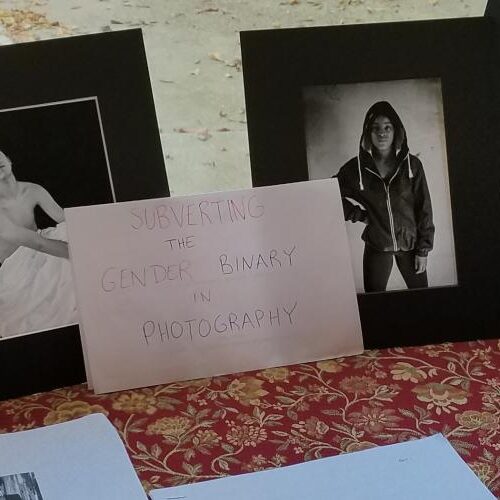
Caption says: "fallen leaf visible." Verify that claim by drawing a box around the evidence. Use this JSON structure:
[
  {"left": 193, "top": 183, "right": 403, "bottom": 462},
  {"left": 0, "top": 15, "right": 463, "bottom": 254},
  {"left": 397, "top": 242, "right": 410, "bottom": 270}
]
[
  {"left": 0, "top": 8, "right": 70, "bottom": 40},
  {"left": 197, "top": 130, "right": 212, "bottom": 141},
  {"left": 174, "top": 127, "right": 196, "bottom": 133},
  {"left": 208, "top": 51, "right": 224, "bottom": 62},
  {"left": 197, "top": 7, "right": 219, "bottom": 14},
  {"left": 225, "top": 57, "right": 241, "bottom": 70},
  {"left": 173, "top": 127, "right": 212, "bottom": 141}
]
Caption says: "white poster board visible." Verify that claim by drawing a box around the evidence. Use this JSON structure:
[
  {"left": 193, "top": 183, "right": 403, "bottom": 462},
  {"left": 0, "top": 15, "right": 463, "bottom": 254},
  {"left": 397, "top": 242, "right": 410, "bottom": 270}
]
[
  {"left": 150, "top": 434, "right": 495, "bottom": 500},
  {"left": 66, "top": 180, "right": 363, "bottom": 393},
  {"left": 0, "top": 414, "right": 147, "bottom": 500}
]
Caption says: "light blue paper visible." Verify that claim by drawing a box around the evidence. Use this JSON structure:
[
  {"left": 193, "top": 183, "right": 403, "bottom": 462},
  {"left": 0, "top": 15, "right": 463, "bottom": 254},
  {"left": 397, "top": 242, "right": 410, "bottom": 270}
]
[
  {"left": 150, "top": 434, "right": 495, "bottom": 500},
  {"left": 0, "top": 413, "right": 147, "bottom": 500}
]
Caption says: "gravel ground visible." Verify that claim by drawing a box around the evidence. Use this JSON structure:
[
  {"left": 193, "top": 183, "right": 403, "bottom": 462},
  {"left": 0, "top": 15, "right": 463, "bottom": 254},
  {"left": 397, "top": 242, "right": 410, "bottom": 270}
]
[{"left": 0, "top": 0, "right": 489, "bottom": 195}]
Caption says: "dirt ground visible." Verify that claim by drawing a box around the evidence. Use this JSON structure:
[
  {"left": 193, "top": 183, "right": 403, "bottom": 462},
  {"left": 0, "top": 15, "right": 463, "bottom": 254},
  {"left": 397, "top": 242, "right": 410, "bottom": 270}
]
[{"left": 0, "top": 0, "right": 489, "bottom": 195}]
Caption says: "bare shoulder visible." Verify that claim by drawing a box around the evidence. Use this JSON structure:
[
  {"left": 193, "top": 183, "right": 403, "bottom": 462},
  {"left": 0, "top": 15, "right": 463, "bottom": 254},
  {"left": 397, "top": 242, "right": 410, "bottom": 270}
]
[{"left": 19, "top": 181, "right": 46, "bottom": 202}]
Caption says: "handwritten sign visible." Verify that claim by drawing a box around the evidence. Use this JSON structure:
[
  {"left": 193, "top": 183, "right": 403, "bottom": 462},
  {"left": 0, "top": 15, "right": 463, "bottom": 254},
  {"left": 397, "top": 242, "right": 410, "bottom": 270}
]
[{"left": 65, "top": 179, "right": 363, "bottom": 393}]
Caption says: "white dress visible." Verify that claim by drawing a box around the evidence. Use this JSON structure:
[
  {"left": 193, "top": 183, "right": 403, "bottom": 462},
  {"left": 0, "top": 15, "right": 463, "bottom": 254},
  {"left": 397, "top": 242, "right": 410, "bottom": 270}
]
[{"left": 0, "top": 222, "right": 77, "bottom": 338}]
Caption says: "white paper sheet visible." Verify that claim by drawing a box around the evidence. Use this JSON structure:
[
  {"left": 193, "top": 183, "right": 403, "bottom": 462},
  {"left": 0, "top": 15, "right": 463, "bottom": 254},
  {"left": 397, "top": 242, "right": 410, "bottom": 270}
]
[
  {"left": 150, "top": 434, "right": 495, "bottom": 500},
  {"left": 0, "top": 414, "right": 147, "bottom": 500},
  {"left": 66, "top": 179, "right": 363, "bottom": 393}
]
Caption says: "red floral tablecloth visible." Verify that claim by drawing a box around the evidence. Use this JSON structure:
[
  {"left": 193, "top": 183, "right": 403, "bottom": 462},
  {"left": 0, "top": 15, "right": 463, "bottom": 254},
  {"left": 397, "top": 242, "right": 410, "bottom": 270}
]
[{"left": 1, "top": 339, "right": 499, "bottom": 497}]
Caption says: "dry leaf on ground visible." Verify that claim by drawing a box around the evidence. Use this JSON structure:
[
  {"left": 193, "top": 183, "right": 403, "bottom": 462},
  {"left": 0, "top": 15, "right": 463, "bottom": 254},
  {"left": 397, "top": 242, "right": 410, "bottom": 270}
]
[
  {"left": 0, "top": 8, "right": 70, "bottom": 40},
  {"left": 174, "top": 127, "right": 212, "bottom": 141}
]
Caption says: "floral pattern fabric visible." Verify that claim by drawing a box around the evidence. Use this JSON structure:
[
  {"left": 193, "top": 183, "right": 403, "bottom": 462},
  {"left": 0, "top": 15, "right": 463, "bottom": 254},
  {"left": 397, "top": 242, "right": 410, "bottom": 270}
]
[{"left": 1, "top": 339, "right": 499, "bottom": 496}]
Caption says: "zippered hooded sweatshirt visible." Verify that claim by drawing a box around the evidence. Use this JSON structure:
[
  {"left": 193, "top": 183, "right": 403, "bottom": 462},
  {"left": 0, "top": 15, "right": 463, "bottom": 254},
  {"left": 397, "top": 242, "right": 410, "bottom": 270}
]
[{"left": 336, "top": 101, "right": 434, "bottom": 257}]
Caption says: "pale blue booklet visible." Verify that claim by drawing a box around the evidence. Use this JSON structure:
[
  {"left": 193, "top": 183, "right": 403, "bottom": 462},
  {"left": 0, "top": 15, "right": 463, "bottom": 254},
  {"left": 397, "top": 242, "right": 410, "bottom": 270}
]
[
  {"left": 0, "top": 413, "right": 147, "bottom": 500},
  {"left": 150, "top": 434, "right": 495, "bottom": 499}
]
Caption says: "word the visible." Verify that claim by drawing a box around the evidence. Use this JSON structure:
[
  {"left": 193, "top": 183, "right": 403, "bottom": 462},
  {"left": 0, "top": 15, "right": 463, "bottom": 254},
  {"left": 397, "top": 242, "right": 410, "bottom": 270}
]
[
  {"left": 130, "top": 195, "right": 264, "bottom": 231},
  {"left": 164, "top": 235, "right": 196, "bottom": 251},
  {"left": 142, "top": 302, "right": 298, "bottom": 344},
  {"left": 101, "top": 261, "right": 192, "bottom": 292},
  {"left": 219, "top": 246, "right": 296, "bottom": 275}
]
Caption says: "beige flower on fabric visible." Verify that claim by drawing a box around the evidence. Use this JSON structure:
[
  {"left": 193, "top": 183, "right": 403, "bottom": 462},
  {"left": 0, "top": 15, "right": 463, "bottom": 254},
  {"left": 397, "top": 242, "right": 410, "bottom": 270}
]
[
  {"left": 316, "top": 359, "right": 345, "bottom": 373},
  {"left": 112, "top": 393, "right": 158, "bottom": 415},
  {"left": 344, "top": 441, "right": 378, "bottom": 453},
  {"left": 340, "top": 376, "right": 378, "bottom": 395},
  {"left": 455, "top": 411, "right": 499, "bottom": 431},
  {"left": 349, "top": 406, "right": 402, "bottom": 434},
  {"left": 306, "top": 417, "right": 329, "bottom": 438},
  {"left": 44, "top": 401, "right": 108, "bottom": 425},
  {"left": 412, "top": 383, "right": 468, "bottom": 415},
  {"left": 192, "top": 429, "right": 221, "bottom": 447},
  {"left": 258, "top": 367, "right": 290, "bottom": 383},
  {"left": 390, "top": 362, "right": 427, "bottom": 383},
  {"left": 227, "top": 376, "right": 269, "bottom": 406},
  {"left": 469, "top": 462, "right": 495, "bottom": 483},
  {"left": 146, "top": 416, "right": 192, "bottom": 439},
  {"left": 226, "top": 424, "right": 267, "bottom": 447}
]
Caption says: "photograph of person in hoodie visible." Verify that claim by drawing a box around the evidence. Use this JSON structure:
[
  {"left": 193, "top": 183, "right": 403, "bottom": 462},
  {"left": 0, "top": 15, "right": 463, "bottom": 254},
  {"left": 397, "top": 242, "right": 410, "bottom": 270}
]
[
  {"left": 336, "top": 101, "right": 435, "bottom": 293},
  {"left": 303, "top": 79, "right": 457, "bottom": 294}
]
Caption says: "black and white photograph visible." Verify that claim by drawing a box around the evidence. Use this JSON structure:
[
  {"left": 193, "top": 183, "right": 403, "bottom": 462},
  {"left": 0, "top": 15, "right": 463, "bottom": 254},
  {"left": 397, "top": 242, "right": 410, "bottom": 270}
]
[
  {"left": 241, "top": 18, "right": 500, "bottom": 347},
  {"left": 0, "top": 29, "right": 169, "bottom": 400},
  {"left": 0, "top": 472, "right": 44, "bottom": 500},
  {"left": 0, "top": 97, "right": 114, "bottom": 340},
  {"left": 303, "top": 78, "right": 457, "bottom": 294}
]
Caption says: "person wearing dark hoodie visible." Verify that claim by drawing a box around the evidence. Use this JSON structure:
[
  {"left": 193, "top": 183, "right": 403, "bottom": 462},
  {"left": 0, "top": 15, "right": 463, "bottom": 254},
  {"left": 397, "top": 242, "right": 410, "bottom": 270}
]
[{"left": 336, "top": 101, "right": 434, "bottom": 293}]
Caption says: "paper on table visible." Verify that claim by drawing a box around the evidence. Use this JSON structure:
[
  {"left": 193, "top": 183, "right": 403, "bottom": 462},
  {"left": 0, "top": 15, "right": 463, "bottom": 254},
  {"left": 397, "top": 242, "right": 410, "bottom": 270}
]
[
  {"left": 66, "top": 179, "right": 363, "bottom": 393},
  {"left": 150, "top": 434, "right": 495, "bottom": 500},
  {"left": 0, "top": 414, "right": 147, "bottom": 500}
]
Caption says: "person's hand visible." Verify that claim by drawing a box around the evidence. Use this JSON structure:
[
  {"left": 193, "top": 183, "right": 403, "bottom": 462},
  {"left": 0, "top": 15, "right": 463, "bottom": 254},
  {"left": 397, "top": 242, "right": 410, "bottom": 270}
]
[{"left": 415, "top": 255, "right": 427, "bottom": 274}]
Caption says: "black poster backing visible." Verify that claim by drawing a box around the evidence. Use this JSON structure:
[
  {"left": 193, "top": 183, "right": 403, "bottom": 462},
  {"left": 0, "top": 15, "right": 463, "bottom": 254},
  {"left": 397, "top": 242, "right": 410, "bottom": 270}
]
[
  {"left": 486, "top": 0, "right": 500, "bottom": 18},
  {"left": 0, "top": 30, "right": 169, "bottom": 400},
  {"left": 241, "top": 17, "right": 500, "bottom": 349}
]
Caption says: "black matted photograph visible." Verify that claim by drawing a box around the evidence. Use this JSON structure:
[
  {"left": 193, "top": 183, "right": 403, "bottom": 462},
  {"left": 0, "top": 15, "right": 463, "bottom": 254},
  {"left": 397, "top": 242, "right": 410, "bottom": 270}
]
[
  {"left": 0, "top": 30, "right": 169, "bottom": 400},
  {"left": 303, "top": 78, "right": 457, "bottom": 294},
  {"left": 0, "top": 472, "right": 44, "bottom": 500},
  {"left": 0, "top": 97, "right": 113, "bottom": 340},
  {"left": 241, "top": 14, "right": 500, "bottom": 348}
]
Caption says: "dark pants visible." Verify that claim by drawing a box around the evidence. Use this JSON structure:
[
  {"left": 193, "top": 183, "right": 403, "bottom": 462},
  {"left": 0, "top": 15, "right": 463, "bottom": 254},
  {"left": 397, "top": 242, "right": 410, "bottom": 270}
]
[{"left": 363, "top": 245, "right": 428, "bottom": 293}]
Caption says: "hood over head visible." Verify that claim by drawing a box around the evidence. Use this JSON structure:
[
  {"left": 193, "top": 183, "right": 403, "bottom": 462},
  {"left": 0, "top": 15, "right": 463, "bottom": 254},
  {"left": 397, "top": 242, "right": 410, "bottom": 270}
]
[
  {"left": 355, "top": 101, "right": 413, "bottom": 191},
  {"left": 360, "top": 101, "right": 407, "bottom": 155}
]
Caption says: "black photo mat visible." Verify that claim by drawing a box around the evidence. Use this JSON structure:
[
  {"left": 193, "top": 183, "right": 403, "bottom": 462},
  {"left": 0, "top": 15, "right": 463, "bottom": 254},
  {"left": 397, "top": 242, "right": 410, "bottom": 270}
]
[
  {"left": 486, "top": 0, "right": 500, "bottom": 18},
  {"left": 0, "top": 99, "right": 114, "bottom": 220},
  {"left": 0, "top": 30, "right": 169, "bottom": 400},
  {"left": 241, "top": 16, "right": 500, "bottom": 349}
]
